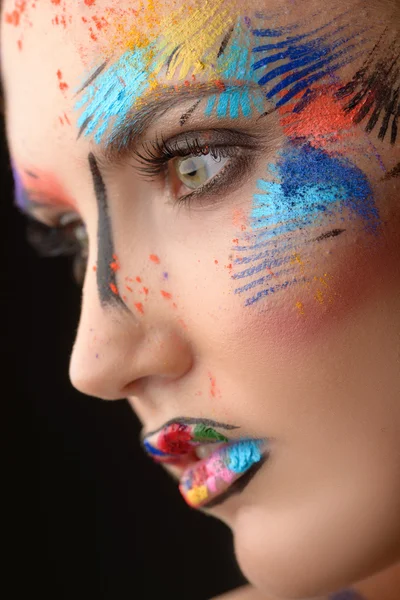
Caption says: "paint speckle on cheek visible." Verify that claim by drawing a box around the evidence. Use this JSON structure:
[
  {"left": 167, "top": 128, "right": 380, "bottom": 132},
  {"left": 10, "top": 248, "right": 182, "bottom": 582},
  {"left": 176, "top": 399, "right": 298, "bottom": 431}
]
[
  {"left": 135, "top": 302, "right": 145, "bottom": 315},
  {"left": 149, "top": 254, "right": 160, "bottom": 264},
  {"left": 57, "top": 70, "right": 69, "bottom": 93}
]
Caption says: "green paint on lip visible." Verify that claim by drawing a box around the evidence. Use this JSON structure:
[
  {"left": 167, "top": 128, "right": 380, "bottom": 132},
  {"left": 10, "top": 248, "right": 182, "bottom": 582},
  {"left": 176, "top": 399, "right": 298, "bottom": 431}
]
[{"left": 193, "top": 424, "right": 229, "bottom": 443}]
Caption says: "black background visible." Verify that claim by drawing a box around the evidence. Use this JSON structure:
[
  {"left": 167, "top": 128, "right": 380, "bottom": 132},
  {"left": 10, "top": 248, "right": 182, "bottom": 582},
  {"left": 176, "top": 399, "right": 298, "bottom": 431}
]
[{"left": 3, "top": 115, "right": 246, "bottom": 599}]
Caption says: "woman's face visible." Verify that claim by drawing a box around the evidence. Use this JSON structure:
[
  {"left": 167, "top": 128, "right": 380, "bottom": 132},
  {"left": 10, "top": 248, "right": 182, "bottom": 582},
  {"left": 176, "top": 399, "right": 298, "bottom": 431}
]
[{"left": 3, "top": 0, "right": 400, "bottom": 597}]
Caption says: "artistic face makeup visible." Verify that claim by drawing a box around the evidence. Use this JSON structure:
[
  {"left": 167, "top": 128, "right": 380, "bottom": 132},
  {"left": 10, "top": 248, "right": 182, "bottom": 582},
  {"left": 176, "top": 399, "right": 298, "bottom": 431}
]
[
  {"left": 3, "top": 0, "right": 400, "bottom": 598},
  {"left": 143, "top": 419, "right": 269, "bottom": 509}
]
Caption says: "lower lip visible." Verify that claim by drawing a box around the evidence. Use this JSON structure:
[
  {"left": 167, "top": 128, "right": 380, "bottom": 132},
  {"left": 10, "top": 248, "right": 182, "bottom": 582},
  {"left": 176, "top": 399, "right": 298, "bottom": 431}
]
[{"left": 178, "top": 439, "right": 268, "bottom": 509}]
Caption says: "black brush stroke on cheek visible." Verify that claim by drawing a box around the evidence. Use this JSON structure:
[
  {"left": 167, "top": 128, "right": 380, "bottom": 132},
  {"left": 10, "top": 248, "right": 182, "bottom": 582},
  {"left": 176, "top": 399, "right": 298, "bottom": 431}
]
[
  {"left": 383, "top": 162, "right": 400, "bottom": 180},
  {"left": 217, "top": 25, "right": 234, "bottom": 58},
  {"left": 88, "top": 152, "right": 126, "bottom": 309},
  {"left": 336, "top": 32, "right": 400, "bottom": 144},
  {"left": 314, "top": 228, "right": 346, "bottom": 242}
]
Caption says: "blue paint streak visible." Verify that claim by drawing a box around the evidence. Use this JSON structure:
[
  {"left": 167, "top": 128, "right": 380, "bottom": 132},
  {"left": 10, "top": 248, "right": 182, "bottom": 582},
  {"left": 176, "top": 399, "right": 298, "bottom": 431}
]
[
  {"left": 75, "top": 46, "right": 155, "bottom": 143},
  {"left": 264, "top": 43, "right": 355, "bottom": 96},
  {"left": 225, "top": 440, "right": 264, "bottom": 473},
  {"left": 206, "top": 20, "right": 265, "bottom": 119},
  {"left": 244, "top": 279, "right": 298, "bottom": 307},
  {"left": 251, "top": 142, "right": 379, "bottom": 238},
  {"left": 254, "top": 31, "right": 347, "bottom": 79},
  {"left": 273, "top": 54, "right": 362, "bottom": 107}
]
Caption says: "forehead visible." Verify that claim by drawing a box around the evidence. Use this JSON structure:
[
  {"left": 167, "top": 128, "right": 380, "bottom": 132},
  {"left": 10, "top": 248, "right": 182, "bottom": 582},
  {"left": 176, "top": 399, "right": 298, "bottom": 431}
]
[{"left": 0, "top": 0, "right": 362, "bottom": 173}]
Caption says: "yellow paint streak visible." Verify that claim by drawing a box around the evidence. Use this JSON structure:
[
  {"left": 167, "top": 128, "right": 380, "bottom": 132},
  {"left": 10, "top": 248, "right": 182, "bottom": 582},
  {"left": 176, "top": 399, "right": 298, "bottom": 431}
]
[
  {"left": 102, "top": 0, "right": 233, "bottom": 83},
  {"left": 159, "top": 0, "right": 232, "bottom": 80},
  {"left": 296, "top": 301, "right": 305, "bottom": 315},
  {"left": 186, "top": 485, "right": 208, "bottom": 506}
]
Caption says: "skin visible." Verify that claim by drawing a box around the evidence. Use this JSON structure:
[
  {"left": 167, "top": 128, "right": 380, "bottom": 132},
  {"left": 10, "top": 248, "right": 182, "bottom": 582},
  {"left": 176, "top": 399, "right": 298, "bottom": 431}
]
[{"left": 2, "top": 0, "right": 400, "bottom": 598}]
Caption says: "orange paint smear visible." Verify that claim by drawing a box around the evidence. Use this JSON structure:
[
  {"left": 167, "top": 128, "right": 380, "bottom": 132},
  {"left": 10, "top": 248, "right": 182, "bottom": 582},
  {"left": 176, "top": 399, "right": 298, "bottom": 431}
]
[
  {"left": 161, "top": 290, "right": 172, "bottom": 299},
  {"left": 149, "top": 254, "right": 160, "bottom": 264},
  {"left": 109, "top": 283, "right": 119, "bottom": 295},
  {"left": 280, "top": 85, "right": 357, "bottom": 149},
  {"left": 17, "top": 167, "right": 76, "bottom": 211},
  {"left": 142, "top": 287, "right": 149, "bottom": 295},
  {"left": 136, "top": 276, "right": 142, "bottom": 283}
]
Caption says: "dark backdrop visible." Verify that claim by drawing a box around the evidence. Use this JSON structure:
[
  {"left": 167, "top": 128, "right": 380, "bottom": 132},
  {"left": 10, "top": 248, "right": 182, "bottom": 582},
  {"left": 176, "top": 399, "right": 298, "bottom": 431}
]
[{"left": 3, "top": 117, "right": 246, "bottom": 599}]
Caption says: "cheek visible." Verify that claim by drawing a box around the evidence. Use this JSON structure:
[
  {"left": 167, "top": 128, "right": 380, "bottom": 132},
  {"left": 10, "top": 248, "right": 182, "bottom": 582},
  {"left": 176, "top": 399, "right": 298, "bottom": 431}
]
[{"left": 228, "top": 143, "right": 400, "bottom": 350}]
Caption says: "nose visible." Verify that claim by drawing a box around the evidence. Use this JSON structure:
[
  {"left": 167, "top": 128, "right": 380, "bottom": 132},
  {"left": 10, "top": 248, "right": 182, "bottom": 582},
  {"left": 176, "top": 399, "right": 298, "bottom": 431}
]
[{"left": 69, "top": 268, "right": 193, "bottom": 401}]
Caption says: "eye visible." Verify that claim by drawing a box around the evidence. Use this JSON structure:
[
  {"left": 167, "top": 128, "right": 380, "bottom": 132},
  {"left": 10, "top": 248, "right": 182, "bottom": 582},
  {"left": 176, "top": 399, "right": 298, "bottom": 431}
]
[
  {"left": 170, "top": 153, "right": 230, "bottom": 195},
  {"left": 25, "top": 211, "right": 89, "bottom": 285}
]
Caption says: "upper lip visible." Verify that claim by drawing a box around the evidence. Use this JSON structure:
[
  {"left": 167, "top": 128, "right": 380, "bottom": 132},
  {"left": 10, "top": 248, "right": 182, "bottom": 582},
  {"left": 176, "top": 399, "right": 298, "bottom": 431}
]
[{"left": 141, "top": 417, "right": 242, "bottom": 465}]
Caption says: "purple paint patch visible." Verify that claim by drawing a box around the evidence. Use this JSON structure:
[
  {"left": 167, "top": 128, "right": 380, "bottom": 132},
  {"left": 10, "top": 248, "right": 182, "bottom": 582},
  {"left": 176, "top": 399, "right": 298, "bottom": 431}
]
[
  {"left": 11, "top": 160, "right": 29, "bottom": 210},
  {"left": 163, "top": 272, "right": 169, "bottom": 279}
]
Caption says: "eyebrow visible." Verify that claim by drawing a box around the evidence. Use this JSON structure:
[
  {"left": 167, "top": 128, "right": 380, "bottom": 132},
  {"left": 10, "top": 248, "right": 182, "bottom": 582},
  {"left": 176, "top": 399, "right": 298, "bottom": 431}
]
[{"left": 89, "top": 80, "right": 263, "bottom": 164}]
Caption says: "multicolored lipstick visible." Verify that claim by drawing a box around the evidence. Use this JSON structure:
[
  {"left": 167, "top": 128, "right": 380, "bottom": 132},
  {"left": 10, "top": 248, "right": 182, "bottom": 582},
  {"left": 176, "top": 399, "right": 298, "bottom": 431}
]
[
  {"left": 179, "top": 439, "right": 267, "bottom": 508},
  {"left": 143, "top": 418, "right": 239, "bottom": 463},
  {"left": 142, "top": 419, "right": 269, "bottom": 509}
]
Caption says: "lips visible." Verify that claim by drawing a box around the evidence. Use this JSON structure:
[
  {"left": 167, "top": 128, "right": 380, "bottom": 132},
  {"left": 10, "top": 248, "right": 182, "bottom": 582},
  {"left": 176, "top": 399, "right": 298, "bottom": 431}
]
[{"left": 142, "top": 419, "right": 269, "bottom": 509}]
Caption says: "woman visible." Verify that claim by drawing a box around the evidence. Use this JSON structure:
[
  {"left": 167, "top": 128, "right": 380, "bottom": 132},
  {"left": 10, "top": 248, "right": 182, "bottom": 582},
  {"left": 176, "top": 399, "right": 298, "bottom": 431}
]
[{"left": 2, "top": 0, "right": 400, "bottom": 598}]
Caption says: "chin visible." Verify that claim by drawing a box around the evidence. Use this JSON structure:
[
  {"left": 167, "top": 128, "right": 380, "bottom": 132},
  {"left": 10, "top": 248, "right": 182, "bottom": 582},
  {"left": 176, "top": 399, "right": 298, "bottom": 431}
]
[{"left": 230, "top": 502, "right": 400, "bottom": 600}]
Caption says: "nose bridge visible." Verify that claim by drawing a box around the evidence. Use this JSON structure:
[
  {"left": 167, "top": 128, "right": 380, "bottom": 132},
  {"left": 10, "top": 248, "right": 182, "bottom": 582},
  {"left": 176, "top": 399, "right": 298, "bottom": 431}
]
[{"left": 69, "top": 260, "right": 193, "bottom": 401}]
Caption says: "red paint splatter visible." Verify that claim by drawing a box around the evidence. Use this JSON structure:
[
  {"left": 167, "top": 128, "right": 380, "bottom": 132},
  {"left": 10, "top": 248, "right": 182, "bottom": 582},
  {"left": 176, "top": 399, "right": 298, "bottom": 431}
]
[
  {"left": 109, "top": 283, "right": 118, "bottom": 295},
  {"left": 142, "top": 287, "right": 149, "bottom": 295},
  {"left": 125, "top": 285, "right": 133, "bottom": 293},
  {"left": 232, "top": 238, "right": 239, "bottom": 245},
  {"left": 149, "top": 254, "right": 160, "bottom": 264},
  {"left": 214, "top": 259, "right": 219, "bottom": 264},
  {"left": 84, "top": 0, "right": 96, "bottom": 5},
  {"left": 51, "top": 0, "right": 61, "bottom": 5},
  {"left": 161, "top": 290, "right": 172, "bottom": 299},
  {"left": 122, "top": 295, "right": 127, "bottom": 301},
  {"left": 92, "top": 265, "right": 97, "bottom": 272},
  {"left": 134, "top": 302, "right": 144, "bottom": 315},
  {"left": 57, "top": 70, "right": 69, "bottom": 92},
  {"left": 63, "top": 113, "right": 71, "bottom": 125},
  {"left": 136, "top": 276, "right": 142, "bottom": 283},
  {"left": 59, "top": 116, "right": 64, "bottom": 125},
  {"left": 110, "top": 259, "right": 120, "bottom": 272},
  {"left": 215, "top": 79, "right": 225, "bottom": 92},
  {"left": 4, "top": 0, "right": 27, "bottom": 26}
]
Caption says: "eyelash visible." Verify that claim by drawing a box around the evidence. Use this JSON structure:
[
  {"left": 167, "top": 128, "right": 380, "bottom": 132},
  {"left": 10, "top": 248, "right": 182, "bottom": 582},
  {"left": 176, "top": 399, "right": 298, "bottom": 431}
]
[
  {"left": 133, "top": 133, "right": 252, "bottom": 205},
  {"left": 24, "top": 214, "right": 88, "bottom": 285},
  {"left": 23, "top": 131, "right": 259, "bottom": 281}
]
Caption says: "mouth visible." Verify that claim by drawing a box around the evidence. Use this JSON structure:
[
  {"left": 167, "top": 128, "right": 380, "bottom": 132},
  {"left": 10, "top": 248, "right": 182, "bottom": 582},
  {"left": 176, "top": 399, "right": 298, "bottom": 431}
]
[{"left": 142, "top": 418, "right": 269, "bottom": 509}]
